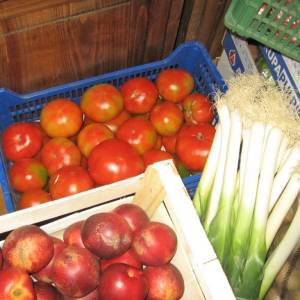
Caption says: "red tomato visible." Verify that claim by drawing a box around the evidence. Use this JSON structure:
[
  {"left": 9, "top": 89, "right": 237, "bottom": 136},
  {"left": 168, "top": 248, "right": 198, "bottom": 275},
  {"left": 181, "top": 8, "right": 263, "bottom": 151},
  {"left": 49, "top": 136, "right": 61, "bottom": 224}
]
[
  {"left": 40, "top": 99, "right": 83, "bottom": 138},
  {"left": 49, "top": 166, "right": 94, "bottom": 200},
  {"left": 80, "top": 84, "right": 124, "bottom": 122},
  {"left": 154, "top": 135, "right": 162, "bottom": 150},
  {"left": 150, "top": 102, "right": 183, "bottom": 136},
  {"left": 88, "top": 139, "right": 145, "bottom": 186},
  {"left": 77, "top": 123, "right": 114, "bottom": 157},
  {"left": 182, "top": 92, "right": 214, "bottom": 124},
  {"left": 155, "top": 68, "right": 194, "bottom": 103},
  {"left": 142, "top": 149, "right": 175, "bottom": 169},
  {"left": 116, "top": 118, "right": 157, "bottom": 155},
  {"left": 120, "top": 77, "right": 158, "bottom": 114},
  {"left": 161, "top": 133, "right": 178, "bottom": 154},
  {"left": 0, "top": 266, "right": 35, "bottom": 300},
  {"left": 41, "top": 137, "right": 81, "bottom": 175},
  {"left": 176, "top": 123, "right": 215, "bottom": 171},
  {"left": 18, "top": 189, "right": 52, "bottom": 209},
  {"left": 9, "top": 159, "right": 48, "bottom": 192},
  {"left": 2, "top": 122, "right": 43, "bottom": 161},
  {"left": 104, "top": 109, "right": 131, "bottom": 133}
]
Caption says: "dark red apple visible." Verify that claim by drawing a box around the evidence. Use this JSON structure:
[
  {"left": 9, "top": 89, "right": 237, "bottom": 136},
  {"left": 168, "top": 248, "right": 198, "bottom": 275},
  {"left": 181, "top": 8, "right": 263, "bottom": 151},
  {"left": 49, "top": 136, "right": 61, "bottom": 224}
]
[
  {"left": 101, "top": 248, "right": 142, "bottom": 271},
  {"left": 63, "top": 220, "right": 85, "bottom": 248},
  {"left": 33, "top": 236, "right": 66, "bottom": 283},
  {"left": 33, "top": 281, "right": 63, "bottom": 300},
  {"left": 98, "top": 263, "right": 148, "bottom": 300},
  {"left": 113, "top": 203, "right": 150, "bottom": 234},
  {"left": 63, "top": 287, "right": 99, "bottom": 300},
  {"left": 143, "top": 263, "right": 184, "bottom": 300},
  {"left": 0, "top": 266, "right": 35, "bottom": 300},
  {"left": 2, "top": 225, "right": 54, "bottom": 273},
  {"left": 132, "top": 221, "right": 177, "bottom": 266},
  {"left": 52, "top": 245, "right": 100, "bottom": 298},
  {"left": 81, "top": 212, "right": 133, "bottom": 259}
]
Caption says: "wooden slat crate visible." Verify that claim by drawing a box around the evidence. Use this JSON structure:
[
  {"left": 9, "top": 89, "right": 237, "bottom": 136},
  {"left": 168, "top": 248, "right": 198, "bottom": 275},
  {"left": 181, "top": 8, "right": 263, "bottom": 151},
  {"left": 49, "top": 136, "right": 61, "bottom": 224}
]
[{"left": 0, "top": 160, "right": 235, "bottom": 300}]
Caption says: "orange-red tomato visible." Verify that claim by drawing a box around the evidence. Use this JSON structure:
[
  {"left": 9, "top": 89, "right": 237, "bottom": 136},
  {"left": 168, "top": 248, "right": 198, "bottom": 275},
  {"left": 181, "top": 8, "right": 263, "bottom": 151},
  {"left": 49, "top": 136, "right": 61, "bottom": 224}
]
[
  {"left": 40, "top": 99, "right": 83, "bottom": 138},
  {"left": 176, "top": 123, "right": 215, "bottom": 171},
  {"left": 77, "top": 123, "right": 114, "bottom": 157},
  {"left": 41, "top": 137, "right": 81, "bottom": 175},
  {"left": 150, "top": 102, "right": 183, "bottom": 136},
  {"left": 104, "top": 109, "right": 131, "bottom": 133},
  {"left": 2, "top": 122, "right": 43, "bottom": 161},
  {"left": 9, "top": 159, "right": 48, "bottom": 192},
  {"left": 161, "top": 134, "right": 178, "bottom": 154},
  {"left": 18, "top": 189, "right": 52, "bottom": 209},
  {"left": 88, "top": 139, "right": 145, "bottom": 186},
  {"left": 154, "top": 135, "right": 162, "bottom": 150},
  {"left": 80, "top": 84, "right": 124, "bottom": 122},
  {"left": 182, "top": 93, "right": 214, "bottom": 124},
  {"left": 116, "top": 118, "right": 157, "bottom": 155},
  {"left": 142, "top": 149, "right": 175, "bottom": 169},
  {"left": 49, "top": 166, "right": 94, "bottom": 200},
  {"left": 120, "top": 77, "right": 158, "bottom": 114},
  {"left": 156, "top": 69, "right": 194, "bottom": 103}
]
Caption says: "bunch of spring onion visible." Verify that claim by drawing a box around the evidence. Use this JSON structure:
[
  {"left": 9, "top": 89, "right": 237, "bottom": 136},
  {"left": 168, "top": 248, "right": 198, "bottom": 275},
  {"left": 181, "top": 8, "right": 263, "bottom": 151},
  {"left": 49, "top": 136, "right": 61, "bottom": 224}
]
[{"left": 193, "top": 74, "right": 300, "bottom": 300}]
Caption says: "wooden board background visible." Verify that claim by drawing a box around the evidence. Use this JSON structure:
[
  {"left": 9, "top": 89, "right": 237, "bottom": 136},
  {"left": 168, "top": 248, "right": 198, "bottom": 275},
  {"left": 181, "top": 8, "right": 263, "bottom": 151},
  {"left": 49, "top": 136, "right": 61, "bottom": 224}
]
[{"left": 0, "top": 0, "right": 231, "bottom": 94}]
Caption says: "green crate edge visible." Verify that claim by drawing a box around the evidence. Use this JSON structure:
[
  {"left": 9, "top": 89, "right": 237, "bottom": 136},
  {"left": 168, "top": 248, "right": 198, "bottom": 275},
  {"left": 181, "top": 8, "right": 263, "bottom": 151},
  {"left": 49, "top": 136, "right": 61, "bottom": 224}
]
[{"left": 224, "top": 0, "right": 300, "bottom": 62}]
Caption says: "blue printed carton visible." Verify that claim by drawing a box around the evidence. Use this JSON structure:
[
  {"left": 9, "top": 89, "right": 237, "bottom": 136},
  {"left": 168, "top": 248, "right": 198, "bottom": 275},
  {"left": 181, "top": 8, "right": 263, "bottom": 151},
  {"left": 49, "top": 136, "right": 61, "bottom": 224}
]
[{"left": 217, "top": 31, "right": 300, "bottom": 116}]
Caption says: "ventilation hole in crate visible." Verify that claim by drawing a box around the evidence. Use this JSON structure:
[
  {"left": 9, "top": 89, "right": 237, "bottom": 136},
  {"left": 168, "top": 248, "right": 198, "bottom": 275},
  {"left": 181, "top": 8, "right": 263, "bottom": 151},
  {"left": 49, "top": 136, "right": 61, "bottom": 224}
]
[
  {"left": 266, "top": 8, "right": 274, "bottom": 18},
  {"left": 71, "top": 90, "right": 77, "bottom": 98},
  {"left": 141, "top": 72, "right": 146, "bottom": 77},
  {"left": 135, "top": 73, "right": 140, "bottom": 77},
  {"left": 282, "top": 15, "right": 292, "bottom": 27},
  {"left": 258, "top": 3, "right": 268, "bottom": 15},
  {"left": 275, "top": 29, "right": 282, "bottom": 37},
  {"left": 265, "top": 27, "right": 272, "bottom": 36},
  {"left": 65, "top": 91, "right": 70, "bottom": 98},
  {"left": 112, "top": 79, "right": 118, "bottom": 86},
  {"left": 281, "top": 32, "right": 290, "bottom": 41},
  {"left": 32, "top": 110, "right": 40, "bottom": 119},
  {"left": 273, "top": 9, "right": 283, "bottom": 21},
  {"left": 284, "top": 0, "right": 292, "bottom": 7},
  {"left": 77, "top": 89, "right": 83, "bottom": 97}
]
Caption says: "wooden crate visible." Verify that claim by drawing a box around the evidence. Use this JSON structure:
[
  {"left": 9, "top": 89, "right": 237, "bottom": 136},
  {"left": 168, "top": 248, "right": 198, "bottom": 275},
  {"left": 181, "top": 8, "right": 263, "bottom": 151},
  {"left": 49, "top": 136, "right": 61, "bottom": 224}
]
[{"left": 0, "top": 160, "right": 235, "bottom": 300}]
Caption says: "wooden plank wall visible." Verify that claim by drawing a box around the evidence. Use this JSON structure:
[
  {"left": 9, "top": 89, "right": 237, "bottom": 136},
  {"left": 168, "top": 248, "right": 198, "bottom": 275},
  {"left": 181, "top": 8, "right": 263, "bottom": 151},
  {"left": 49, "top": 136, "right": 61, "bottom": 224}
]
[{"left": 0, "top": 0, "right": 230, "bottom": 94}]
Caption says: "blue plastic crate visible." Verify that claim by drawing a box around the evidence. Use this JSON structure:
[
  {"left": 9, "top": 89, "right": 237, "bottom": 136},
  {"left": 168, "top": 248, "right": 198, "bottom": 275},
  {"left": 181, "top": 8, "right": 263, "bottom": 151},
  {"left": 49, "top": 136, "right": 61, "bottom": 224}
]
[{"left": 0, "top": 41, "right": 226, "bottom": 212}]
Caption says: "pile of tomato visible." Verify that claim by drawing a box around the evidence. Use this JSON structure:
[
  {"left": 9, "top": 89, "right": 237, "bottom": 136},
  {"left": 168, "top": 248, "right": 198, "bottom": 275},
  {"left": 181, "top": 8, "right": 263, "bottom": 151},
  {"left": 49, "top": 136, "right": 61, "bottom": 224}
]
[{"left": 1, "top": 68, "right": 215, "bottom": 210}]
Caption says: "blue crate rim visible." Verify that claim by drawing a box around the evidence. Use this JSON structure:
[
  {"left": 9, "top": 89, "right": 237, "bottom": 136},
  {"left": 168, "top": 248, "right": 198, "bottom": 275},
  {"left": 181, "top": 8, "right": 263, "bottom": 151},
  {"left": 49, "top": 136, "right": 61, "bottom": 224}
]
[{"left": 0, "top": 41, "right": 226, "bottom": 100}]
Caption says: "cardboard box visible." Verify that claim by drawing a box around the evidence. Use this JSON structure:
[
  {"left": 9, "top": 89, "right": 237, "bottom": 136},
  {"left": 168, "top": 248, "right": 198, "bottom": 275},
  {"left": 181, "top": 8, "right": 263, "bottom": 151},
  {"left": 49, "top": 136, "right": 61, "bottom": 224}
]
[
  {"left": 0, "top": 161, "right": 235, "bottom": 300},
  {"left": 218, "top": 31, "right": 300, "bottom": 116}
]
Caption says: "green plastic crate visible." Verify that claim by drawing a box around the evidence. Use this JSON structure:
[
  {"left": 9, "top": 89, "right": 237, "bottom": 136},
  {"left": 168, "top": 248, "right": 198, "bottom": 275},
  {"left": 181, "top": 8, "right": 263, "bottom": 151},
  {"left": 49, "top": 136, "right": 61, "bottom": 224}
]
[{"left": 224, "top": 0, "right": 300, "bottom": 62}]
